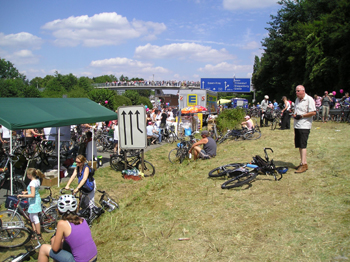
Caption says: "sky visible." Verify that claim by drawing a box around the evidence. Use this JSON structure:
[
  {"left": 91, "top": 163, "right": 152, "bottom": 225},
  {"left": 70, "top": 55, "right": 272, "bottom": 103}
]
[{"left": 0, "top": 0, "right": 281, "bottom": 82}]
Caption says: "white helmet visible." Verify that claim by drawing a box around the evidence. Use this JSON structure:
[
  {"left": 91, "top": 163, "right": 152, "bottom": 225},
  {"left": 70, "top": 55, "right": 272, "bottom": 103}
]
[
  {"left": 264, "top": 95, "right": 269, "bottom": 99},
  {"left": 58, "top": 195, "right": 77, "bottom": 213}
]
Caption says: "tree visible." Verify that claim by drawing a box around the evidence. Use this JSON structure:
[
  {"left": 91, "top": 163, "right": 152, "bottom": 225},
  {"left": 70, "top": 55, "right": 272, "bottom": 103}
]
[
  {"left": 78, "top": 76, "right": 93, "bottom": 92},
  {"left": 88, "top": 88, "right": 117, "bottom": 110},
  {"left": 252, "top": 0, "right": 350, "bottom": 100},
  {"left": 123, "top": 90, "right": 140, "bottom": 105},
  {"left": 0, "top": 58, "right": 25, "bottom": 80}
]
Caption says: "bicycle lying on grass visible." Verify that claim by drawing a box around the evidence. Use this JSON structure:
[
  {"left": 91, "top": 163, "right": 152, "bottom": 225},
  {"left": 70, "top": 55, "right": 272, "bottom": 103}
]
[
  {"left": 217, "top": 125, "right": 261, "bottom": 144},
  {"left": 110, "top": 149, "right": 155, "bottom": 177},
  {"left": 208, "top": 148, "right": 288, "bottom": 189}
]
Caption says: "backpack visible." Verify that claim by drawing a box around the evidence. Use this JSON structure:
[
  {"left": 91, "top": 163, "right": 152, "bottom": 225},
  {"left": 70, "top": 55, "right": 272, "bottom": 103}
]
[
  {"left": 77, "top": 165, "right": 95, "bottom": 193},
  {"left": 252, "top": 155, "right": 268, "bottom": 168}
]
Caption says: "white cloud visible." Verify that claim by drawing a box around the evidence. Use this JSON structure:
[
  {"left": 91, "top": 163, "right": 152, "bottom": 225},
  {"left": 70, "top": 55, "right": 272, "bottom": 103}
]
[
  {"left": 0, "top": 32, "right": 43, "bottom": 50},
  {"left": 223, "top": 0, "right": 278, "bottom": 10},
  {"left": 41, "top": 12, "right": 166, "bottom": 47},
  {"left": 198, "top": 62, "right": 252, "bottom": 74},
  {"left": 242, "top": 41, "right": 260, "bottom": 49},
  {"left": 90, "top": 57, "right": 170, "bottom": 76},
  {"left": 134, "top": 43, "right": 236, "bottom": 63}
]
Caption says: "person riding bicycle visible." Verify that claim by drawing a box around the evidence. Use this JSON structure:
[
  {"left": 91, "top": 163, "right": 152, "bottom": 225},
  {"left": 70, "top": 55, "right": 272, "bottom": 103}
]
[
  {"left": 188, "top": 130, "right": 217, "bottom": 160},
  {"left": 38, "top": 194, "right": 98, "bottom": 262},
  {"left": 65, "top": 154, "right": 96, "bottom": 205}
]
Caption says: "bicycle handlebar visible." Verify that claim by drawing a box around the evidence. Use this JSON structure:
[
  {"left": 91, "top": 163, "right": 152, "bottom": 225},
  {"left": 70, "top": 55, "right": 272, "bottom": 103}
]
[{"left": 60, "top": 188, "right": 75, "bottom": 195}]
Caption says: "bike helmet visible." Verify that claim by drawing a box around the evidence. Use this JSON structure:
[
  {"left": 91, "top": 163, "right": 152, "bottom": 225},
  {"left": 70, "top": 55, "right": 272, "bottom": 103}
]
[
  {"left": 58, "top": 195, "right": 78, "bottom": 213},
  {"left": 244, "top": 115, "right": 250, "bottom": 120},
  {"left": 264, "top": 95, "right": 269, "bottom": 99}
]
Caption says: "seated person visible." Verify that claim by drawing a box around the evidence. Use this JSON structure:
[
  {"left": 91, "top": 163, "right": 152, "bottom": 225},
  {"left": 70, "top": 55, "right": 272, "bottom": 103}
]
[
  {"left": 189, "top": 130, "right": 217, "bottom": 160},
  {"left": 38, "top": 194, "right": 97, "bottom": 262},
  {"left": 146, "top": 122, "right": 159, "bottom": 144},
  {"left": 241, "top": 115, "right": 254, "bottom": 131}
]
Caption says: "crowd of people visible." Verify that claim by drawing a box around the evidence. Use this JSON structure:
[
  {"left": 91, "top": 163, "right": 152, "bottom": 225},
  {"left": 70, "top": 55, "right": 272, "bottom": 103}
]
[{"left": 101, "top": 80, "right": 201, "bottom": 87}]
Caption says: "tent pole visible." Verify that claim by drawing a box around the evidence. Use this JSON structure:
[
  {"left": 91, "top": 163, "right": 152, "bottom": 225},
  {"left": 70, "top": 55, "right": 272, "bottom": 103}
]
[
  {"left": 10, "top": 129, "right": 13, "bottom": 195},
  {"left": 92, "top": 129, "right": 94, "bottom": 170},
  {"left": 58, "top": 127, "right": 61, "bottom": 187}
]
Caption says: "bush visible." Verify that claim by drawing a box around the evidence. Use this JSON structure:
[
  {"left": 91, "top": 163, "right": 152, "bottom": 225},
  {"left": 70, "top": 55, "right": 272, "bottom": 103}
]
[{"left": 216, "top": 108, "right": 246, "bottom": 132}]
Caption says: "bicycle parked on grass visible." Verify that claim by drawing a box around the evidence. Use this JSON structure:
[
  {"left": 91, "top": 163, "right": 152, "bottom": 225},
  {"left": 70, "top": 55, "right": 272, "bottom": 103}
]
[
  {"left": 0, "top": 152, "right": 26, "bottom": 195},
  {"left": 0, "top": 219, "right": 42, "bottom": 256},
  {"left": 208, "top": 148, "right": 288, "bottom": 189},
  {"left": 110, "top": 149, "right": 155, "bottom": 177},
  {"left": 0, "top": 187, "right": 59, "bottom": 233},
  {"left": 271, "top": 110, "right": 282, "bottom": 130},
  {"left": 168, "top": 134, "right": 198, "bottom": 164},
  {"left": 60, "top": 188, "right": 118, "bottom": 226}
]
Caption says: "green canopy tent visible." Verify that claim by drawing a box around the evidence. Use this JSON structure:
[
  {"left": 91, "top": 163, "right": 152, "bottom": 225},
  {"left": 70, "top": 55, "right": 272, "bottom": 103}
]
[{"left": 0, "top": 98, "right": 118, "bottom": 191}]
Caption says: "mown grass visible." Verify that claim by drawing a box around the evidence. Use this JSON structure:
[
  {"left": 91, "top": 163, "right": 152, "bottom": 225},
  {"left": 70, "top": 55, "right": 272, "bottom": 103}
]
[{"left": 2, "top": 120, "right": 350, "bottom": 261}]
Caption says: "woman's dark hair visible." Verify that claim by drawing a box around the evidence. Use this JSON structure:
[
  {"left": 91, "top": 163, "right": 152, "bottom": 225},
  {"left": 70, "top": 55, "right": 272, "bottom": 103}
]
[{"left": 61, "top": 212, "right": 82, "bottom": 225}]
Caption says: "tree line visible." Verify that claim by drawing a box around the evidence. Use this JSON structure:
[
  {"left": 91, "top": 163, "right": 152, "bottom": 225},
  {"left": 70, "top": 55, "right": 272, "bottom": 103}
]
[
  {"left": 0, "top": 58, "right": 153, "bottom": 111},
  {"left": 252, "top": 0, "right": 350, "bottom": 102}
]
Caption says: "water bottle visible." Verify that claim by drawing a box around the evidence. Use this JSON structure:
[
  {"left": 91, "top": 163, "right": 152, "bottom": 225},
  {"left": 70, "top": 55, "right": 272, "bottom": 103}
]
[
  {"left": 247, "top": 164, "right": 258, "bottom": 169},
  {"left": 189, "top": 153, "right": 192, "bottom": 159}
]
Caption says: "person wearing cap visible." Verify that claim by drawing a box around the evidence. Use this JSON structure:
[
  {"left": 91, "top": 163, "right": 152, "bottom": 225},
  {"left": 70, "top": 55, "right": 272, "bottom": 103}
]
[
  {"left": 241, "top": 115, "right": 254, "bottom": 130},
  {"left": 321, "top": 91, "right": 332, "bottom": 123},
  {"left": 188, "top": 130, "right": 217, "bottom": 160},
  {"left": 260, "top": 95, "right": 270, "bottom": 127},
  {"left": 280, "top": 96, "right": 291, "bottom": 129},
  {"left": 292, "top": 85, "right": 316, "bottom": 173}
]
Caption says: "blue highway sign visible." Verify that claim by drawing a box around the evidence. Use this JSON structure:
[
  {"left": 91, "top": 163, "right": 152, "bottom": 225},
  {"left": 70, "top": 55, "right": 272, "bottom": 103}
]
[{"left": 200, "top": 78, "right": 251, "bottom": 92}]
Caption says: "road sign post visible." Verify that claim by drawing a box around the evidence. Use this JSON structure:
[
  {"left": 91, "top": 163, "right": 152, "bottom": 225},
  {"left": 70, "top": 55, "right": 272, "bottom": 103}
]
[{"left": 118, "top": 105, "right": 147, "bottom": 149}]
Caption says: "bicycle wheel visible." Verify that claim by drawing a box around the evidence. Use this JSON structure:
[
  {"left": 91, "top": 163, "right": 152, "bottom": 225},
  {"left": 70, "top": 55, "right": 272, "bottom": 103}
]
[
  {"left": 0, "top": 210, "right": 23, "bottom": 224},
  {"left": 208, "top": 163, "right": 244, "bottom": 178},
  {"left": 110, "top": 155, "right": 125, "bottom": 171},
  {"left": 168, "top": 148, "right": 181, "bottom": 164},
  {"left": 41, "top": 206, "right": 58, "bottom": 233},
  {"left": 221, "top": 170, "right": 258, "bottom": 189},
  {"left": 136, "top": 160, "right": 155, "bottom": 177},
  {"left": 271, "top": 118, "right": 279, "bottom": 130},
  {"left": 243, "top": 129, "right": 261, "bottom": 140},
  {"left": 168, "top": 131, "right": 177, "bottom": 144},
  {"left": 0, "top": 227, "right": 31, "bottom": 248}
]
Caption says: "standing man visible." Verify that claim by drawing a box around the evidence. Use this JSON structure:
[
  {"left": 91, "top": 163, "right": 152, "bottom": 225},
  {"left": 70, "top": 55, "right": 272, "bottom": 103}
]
[
  {"left": 260, "top": 95, "right": 269, "bottom": 127},
  {"left": 293, "top": 85, "right": 316, "bottom": 173}
]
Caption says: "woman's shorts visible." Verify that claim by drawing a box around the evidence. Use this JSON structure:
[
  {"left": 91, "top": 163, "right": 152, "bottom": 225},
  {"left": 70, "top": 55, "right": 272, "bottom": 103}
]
[
  {"left": 322, "top": 106, "right": 330, "bottom": 117},
  {"left": 294, "top": 129, "right": 310, "bottom": 148}
]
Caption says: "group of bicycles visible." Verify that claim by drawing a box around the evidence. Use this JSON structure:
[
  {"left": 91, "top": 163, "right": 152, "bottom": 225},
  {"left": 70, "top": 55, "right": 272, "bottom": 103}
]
[
  {"left": 0, "top": 185, "right": 119, "bottom": 260},
  {"left": 208, "top": 148, "right": 288, "bottom": 189}
]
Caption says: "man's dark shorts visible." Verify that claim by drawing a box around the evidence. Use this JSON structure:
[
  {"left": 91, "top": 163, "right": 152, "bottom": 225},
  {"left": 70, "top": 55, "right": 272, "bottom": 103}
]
[
  {"left": 294, "top": 129, "right": 310, "bottom": 148},
  {"left": 199, "top": 150, "right": 215, "bottom": 160}
]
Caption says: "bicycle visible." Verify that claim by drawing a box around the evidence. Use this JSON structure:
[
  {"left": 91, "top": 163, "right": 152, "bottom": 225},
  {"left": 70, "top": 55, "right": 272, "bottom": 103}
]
[
  {"left": 168, "top": 134, "right": 198, "bottom": 164},
  {"left": 210, "top": 148, "right": 287, "bottom": 189},
  {"left": 0, "top": 192, "right": 59, "bottom": 233},
  {"left": 217, "top": 125, "right": 261, "bottom": 144},
  {"left": 0, "top": 219, "right": 42, "bottom": 253},
  {"left": 110, "top": 149, "right": 155, "bottom": 177},
  {"left": 97, "top": 189, "right": 119, "bottom": 211},
  {"left": 271, "top": 110, "right": 282, "bottom": 130},
  {"left": 0, "top": 152, "right": 26, "bottom": 195},
  {"left": 60, "top": 188, "right": 104, "bottom": 226}
]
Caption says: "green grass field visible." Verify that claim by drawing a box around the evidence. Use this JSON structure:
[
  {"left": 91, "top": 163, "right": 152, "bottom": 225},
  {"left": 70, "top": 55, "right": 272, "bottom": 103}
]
[{"left": 2, "top": 120, "right": 350, "bottom": 261}]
